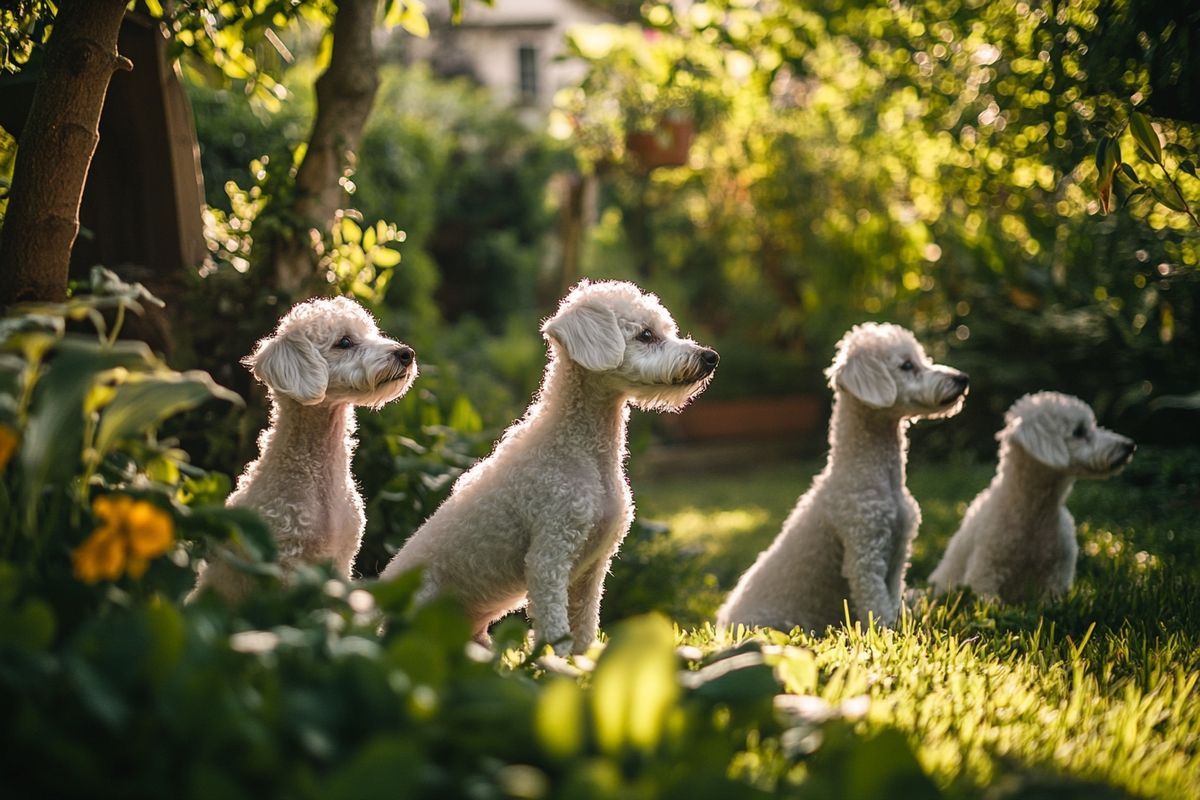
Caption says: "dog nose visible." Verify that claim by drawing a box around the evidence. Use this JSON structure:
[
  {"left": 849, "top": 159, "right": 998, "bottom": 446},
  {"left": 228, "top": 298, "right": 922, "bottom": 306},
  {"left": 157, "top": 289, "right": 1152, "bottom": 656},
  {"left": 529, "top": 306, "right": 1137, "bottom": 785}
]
[
  {"left": 953, "top": 372, "right": 970, "bottom": 389},
  {"left": 1119, "top": 440, "right": 1137, "bottom": 463},
  {"left": 395, "top": 346, "right": 414, "bottom": 367},
  {"left": 700, "top": 348, "right": 719, "bottom": 371}
]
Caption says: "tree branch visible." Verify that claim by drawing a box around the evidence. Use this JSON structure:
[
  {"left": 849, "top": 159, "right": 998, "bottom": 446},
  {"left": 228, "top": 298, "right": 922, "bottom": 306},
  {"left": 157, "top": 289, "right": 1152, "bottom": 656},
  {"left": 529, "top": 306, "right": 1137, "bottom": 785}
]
[{"left": 271, "top": 0, "right": 382, "bottom": 294}]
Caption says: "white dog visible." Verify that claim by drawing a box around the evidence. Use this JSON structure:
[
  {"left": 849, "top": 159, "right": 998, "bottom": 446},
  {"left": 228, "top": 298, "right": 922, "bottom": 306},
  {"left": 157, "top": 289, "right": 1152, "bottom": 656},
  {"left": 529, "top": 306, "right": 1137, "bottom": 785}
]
[
  {"left": 929, "top": 391, "right": 1135, "bottom": 603},
  {"left": 193, "top": 296, "right": 416, "bottom": 602},
  {"left": 382, "top": 280, "right": 718, "bottom": 654},
  {"left": 717, "top": 323, "right": 968, "bottom": 634}
]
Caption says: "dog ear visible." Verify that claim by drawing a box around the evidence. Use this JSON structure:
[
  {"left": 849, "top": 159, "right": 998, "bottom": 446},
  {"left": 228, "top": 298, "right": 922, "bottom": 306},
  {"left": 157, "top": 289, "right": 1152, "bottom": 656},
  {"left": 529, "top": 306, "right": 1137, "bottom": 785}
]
[
  {"left": 1009, "top": 414, "right": 1069, "bottom": 469},
  {"left": 832, "top": 352, "right": 897, "bottom": 408},
  {"left": 542, "top": 302, "right": 624, "bottom": 371},
  {"left": 243, "top": 332, "right": 329, "bottom": 405}
]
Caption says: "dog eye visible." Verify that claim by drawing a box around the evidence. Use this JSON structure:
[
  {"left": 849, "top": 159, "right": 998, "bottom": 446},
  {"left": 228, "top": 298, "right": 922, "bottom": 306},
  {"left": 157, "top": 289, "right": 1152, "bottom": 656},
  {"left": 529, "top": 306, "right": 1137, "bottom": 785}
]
[
  {"left": 334, "top": 336, "right": 355, "bottom": 350},
  {"left": 899, "top": 359, "right": 915, "bottom": 371},
  {"left": 636, "top": 329, "right": 657, "bottom": 343},
  {"left": 1072, "top": 423, "right": 1088, "bottom": 439}
]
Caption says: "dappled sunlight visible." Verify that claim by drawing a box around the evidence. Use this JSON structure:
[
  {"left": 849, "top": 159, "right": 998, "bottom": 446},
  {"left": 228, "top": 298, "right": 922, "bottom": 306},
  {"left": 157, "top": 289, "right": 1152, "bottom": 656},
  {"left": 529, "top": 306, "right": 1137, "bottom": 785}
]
[
  {"left": 1079, "top": 523, "right": 1162, "bottom": 574},
  {"left": 1, "top": 0, "right": 1197, "bottom": 796},
  {"left": 657, "top": 506, "right": 772, "bottom": 549}
]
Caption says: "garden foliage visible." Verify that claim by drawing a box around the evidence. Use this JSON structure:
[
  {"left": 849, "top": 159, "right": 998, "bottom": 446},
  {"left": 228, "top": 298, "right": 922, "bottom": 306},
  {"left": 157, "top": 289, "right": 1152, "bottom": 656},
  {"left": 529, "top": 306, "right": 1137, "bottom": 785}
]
[
  {"left": 557, "top": 0, "right": 1200, "bottom": 449},
  {"left": 0, "top": 286, "right": 946, "bottom": 798}
]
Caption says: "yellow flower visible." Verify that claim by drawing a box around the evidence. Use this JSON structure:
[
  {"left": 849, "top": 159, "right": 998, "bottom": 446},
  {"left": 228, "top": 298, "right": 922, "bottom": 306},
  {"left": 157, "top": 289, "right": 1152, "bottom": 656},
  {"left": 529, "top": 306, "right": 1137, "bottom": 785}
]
[
  {"left": 0, "top": 424, "right": 18, "bottom": 472},
  {"left": 72, "top": 527, "right": 126, "bottom": 584},
  {"left": 73, "top": 494, "right": 176, "bottom": 584},
  {"left": 124, "top": 501, "right": 174, "bottom": 559}
]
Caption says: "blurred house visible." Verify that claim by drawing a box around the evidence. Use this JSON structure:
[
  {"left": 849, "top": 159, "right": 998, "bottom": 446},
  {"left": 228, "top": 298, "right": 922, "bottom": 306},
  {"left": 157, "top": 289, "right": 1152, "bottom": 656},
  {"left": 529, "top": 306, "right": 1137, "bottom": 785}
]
[{"left": 405, "top": 0, "right": 613, "bottom": 121}]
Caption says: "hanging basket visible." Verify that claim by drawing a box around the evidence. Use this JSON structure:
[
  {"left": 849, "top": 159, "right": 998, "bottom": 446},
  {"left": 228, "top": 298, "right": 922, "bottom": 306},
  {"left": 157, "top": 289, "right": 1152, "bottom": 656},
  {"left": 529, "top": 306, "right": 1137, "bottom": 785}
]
[{"left": 624, "top": 116, "right": 695, "bottom": 170}]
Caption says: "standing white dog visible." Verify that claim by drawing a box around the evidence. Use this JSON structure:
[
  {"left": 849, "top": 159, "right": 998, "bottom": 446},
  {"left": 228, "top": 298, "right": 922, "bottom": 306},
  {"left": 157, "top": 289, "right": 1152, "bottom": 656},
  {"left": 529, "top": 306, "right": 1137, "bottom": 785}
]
[
  {"left": 929, "top": 391, "right": 1135, "bottom": 603},
  {"left": 193, "top": 296, "right": 417, "bottom": 602},
  {"left": 717, "top": 323, "right": 968, "bottom": 634},
  {"left": 382, "top": 280, "right": 718, "bottom": 654}
]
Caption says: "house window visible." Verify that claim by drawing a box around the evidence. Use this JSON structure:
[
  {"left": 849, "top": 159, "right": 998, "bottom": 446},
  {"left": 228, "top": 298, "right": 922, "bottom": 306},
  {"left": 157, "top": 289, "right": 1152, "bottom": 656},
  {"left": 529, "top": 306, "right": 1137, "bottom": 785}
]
[{"left": 518, "top": 45, "right": 538, "bottom": 104}]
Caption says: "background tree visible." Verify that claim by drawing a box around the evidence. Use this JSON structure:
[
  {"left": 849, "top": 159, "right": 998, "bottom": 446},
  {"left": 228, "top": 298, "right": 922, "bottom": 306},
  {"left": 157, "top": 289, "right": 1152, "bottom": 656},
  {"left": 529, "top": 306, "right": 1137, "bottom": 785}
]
[
  {"left": 0, "top": 0, "right": 130, "bottom": 306},
  {"left": 0, "top": 0, "right": 466, "bottom": 307},
  {"left": 556, "top": 0, "right": 1200, "bottom": 444}
]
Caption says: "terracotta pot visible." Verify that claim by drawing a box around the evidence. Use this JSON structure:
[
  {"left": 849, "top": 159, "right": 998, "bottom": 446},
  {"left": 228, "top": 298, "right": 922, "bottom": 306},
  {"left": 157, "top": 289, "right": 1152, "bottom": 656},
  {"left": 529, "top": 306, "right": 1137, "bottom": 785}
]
[
  {"left": 625, "top": 117, "right": 694, "bottom": 169},
  {"left": 661, "top": 394, "right": 824, "bottom": 441}
]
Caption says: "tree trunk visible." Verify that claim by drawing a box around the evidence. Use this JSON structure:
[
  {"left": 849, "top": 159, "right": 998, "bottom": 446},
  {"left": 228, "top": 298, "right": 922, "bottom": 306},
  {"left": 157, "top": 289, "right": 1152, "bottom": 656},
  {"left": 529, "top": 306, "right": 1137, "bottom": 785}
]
[
  {"left": 271, "top": 0, "right": 381, "bottom": 294},
  {"left": 0, "top": 0, "right": 131, "bottom": 307}
]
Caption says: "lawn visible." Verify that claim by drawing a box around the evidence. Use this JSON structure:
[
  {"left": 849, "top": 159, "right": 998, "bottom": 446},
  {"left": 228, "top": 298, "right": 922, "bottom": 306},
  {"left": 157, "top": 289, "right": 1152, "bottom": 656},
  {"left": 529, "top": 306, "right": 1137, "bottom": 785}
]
[{"left": 610, "top": 444, "right": 1200, "bottom": 798}]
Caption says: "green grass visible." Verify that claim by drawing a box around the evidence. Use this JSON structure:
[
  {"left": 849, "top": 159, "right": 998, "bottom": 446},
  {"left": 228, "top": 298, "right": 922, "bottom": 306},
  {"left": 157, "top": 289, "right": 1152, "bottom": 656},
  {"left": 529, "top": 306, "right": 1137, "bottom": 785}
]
[{"left": 613, "top": 446, "right": 1200, "bottom": 798}]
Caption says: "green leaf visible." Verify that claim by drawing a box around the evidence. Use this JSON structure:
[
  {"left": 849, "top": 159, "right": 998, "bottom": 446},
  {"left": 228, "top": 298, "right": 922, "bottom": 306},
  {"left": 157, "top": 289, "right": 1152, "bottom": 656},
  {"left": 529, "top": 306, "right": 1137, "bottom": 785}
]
[
  {"left": 368, "top": 567, "right": 425, "bottom": 615},
  {"left": 181, "top": 505, "right": 277, "bottom": 563},
  {"left": 845, "top": 729, "right": 942, "bottom": 800},
  {"left": 446, "top": 394, "right": 482, "bottom": 434},
  {"left": 1094, "top": 137, "right": 1118, "bottom": 181},
  {"left": 1119, "top": 185, "right": 1147, "bottom": 209},
  {"left": 143, "top": 601, "right": 186, "bottom": 683},
  {"left": 370, "top": 247, "right": 401, "bottom": 268},
  {"left": 1129, "top": 111, "right": 1162, "bottom": 164},
  {"left": 0, "top": 598, "right": 55, "bottom": 651},
  {"left": 536, "top": 677, "right": 586, "bottom": 759},
  {"left": 682, "top": 651, "right": 779, "bottom": 702},
  {"left": 1094, "top": 137, "right": 1120, "bottom": 214},
  {"left": 322, "top": 737, "right": 424, "bottom": 800},
  {"left": 65, "top": 657, "right": 129, "bottom": 729},
  {"left": 400, "top": 6, "right": 431, "bottom": 38},
  {"left": 340, "top": 216, "right": 362, "bottom": 245},
  {"left": 591, "top": 614, "right": 679, "bottom": 754},
  {"left": 1180, "top": 160, "right": 1198, "bottom": 179},
  {"left": 19, "top": 339, "right": 156, "bottom": 526},
  {"left": 93, "top": 371, "right": 242, "bottom": 459},
  {"left": 1150, "top": 186, "right": 1188, "bottom": 213}
]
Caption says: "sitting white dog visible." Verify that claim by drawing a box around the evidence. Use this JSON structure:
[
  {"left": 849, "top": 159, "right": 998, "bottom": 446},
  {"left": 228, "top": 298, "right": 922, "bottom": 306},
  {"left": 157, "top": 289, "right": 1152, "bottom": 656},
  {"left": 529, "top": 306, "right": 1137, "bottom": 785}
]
[
  {"left": 193, "top": 296, "right": 416, "bottom": 602},
  {"left": 718, "top": 323, "right": 968, "bottom": 634},
  {"left": 929, "top": 391, "right": 1135, "bottom": 603},
  {"left": 383, "top": 280, "right": 718, "bottom": 654}
]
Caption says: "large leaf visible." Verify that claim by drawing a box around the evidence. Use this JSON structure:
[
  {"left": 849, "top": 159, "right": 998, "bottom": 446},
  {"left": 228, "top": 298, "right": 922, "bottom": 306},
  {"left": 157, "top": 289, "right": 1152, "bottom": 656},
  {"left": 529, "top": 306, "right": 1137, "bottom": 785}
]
[
  {"left": 1129, "top": 111, "right": 1162, "bottom": 163},
  {"left": 19, "top": 338, "right": 156, "bottom": 525},
  {"left": 681, "top": 650, "right": 779, "bottom": 703},
  {"left": 93, "top": 370, "right": 242, "bottom": 458},
  {"left": 591, "top": 613, "right": 679, "bottom": 754}
]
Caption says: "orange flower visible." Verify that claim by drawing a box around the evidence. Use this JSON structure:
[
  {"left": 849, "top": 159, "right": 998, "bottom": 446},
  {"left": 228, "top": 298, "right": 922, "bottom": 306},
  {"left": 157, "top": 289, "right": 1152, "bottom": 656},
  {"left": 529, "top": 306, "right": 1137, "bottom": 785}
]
[
  {"left": 124, "top": 501, "right": 174, "bottom": 559},
  {"left": 72, "top": 527, "right": 126, "bottom": 583},
  {"left": 73, "top": 494, "right": 175, "bottom": 584},
  {"left": 0, "top": 424, "right": 18, "bottom": 472}
]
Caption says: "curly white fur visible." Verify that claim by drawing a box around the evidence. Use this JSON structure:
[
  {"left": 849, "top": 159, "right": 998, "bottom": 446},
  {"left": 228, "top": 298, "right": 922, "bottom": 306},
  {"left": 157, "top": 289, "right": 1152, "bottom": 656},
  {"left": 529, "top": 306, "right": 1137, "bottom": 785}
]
[
  {"left": 717, "top": 323, "right": 969, "bottom": 634},
  {"left": 382, "top": 280, "right": 718, "bottom": 654},
  {"left": 192, "top": 296, "right": 417, "bottom": 602},
  {"left": 929, "top": 391, "right": 1135, "bottom": 603}
]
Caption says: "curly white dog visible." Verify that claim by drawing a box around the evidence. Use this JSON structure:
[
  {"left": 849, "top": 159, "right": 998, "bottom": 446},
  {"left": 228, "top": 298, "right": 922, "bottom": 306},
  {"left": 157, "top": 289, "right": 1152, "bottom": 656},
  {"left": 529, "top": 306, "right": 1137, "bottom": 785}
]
[
  {"left": 929, "top": 391, "right": 1135, "bottom": 603},
  {"left": 382, "top": 280, "right": 718, "bottom": 654},
  {"left": 717, "top": 323, "right": 968, "bottom": 634},
  {"left": 193, "top": 296, "right": 417, "bottom": 602}
]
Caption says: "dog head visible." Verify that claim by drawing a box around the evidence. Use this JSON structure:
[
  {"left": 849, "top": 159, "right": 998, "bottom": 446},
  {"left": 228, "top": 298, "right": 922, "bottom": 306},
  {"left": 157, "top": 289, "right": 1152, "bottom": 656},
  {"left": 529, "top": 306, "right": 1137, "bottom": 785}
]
[
  {"left": 1002, "top": 391, "right": 1136, "bottom": 476},
  {"left": 826, "top": 322, "right": 968, "bottom": 419},
  {"left": 542, "top": 279, "right": 718, "bottom": 411},
  {"left": 244, "top": 296, "right": 417, "bottom": 409}
]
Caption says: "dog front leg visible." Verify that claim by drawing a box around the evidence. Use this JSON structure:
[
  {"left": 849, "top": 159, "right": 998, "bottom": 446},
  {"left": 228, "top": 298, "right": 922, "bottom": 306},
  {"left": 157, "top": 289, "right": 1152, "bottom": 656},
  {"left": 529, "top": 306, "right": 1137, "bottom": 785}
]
[
  {"left": 842, "top": 535, "right": 900, "bottom": 628},
  {"left": 526, "top": 531, "right": 586, "bottom": 656},
  {"left": 567, "top": 559, "right": 610, "bottom": 654}
]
